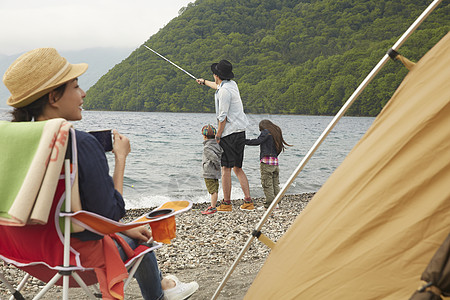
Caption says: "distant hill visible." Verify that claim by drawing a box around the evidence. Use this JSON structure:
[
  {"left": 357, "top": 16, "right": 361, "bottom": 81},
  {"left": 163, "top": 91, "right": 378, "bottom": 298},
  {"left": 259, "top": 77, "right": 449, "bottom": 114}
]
[
  {"left": 0, "top": 47, "right": 133, "bottom": 108},
  {"left": 84, "top": 0, "right": 449, "bottom": 116}
]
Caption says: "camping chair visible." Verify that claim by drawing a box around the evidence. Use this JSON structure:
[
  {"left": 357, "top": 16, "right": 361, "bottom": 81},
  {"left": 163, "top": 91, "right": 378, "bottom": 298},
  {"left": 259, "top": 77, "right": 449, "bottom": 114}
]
[{"left": 0, "top": 119, "right": 191, "bottom": 299}]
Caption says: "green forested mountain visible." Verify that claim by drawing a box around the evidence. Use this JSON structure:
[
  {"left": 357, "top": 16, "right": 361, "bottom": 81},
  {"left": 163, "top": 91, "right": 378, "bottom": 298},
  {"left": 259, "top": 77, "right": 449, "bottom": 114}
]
[{"left": 84, "top": 0, "right": 449, "bottom": 116}]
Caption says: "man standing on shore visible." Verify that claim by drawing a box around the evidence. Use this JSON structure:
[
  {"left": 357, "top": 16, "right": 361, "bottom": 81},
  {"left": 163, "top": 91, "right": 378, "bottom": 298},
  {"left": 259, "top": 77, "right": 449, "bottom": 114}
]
[{"left": 196, "top": 60, "right": 254, "bottom": 211}]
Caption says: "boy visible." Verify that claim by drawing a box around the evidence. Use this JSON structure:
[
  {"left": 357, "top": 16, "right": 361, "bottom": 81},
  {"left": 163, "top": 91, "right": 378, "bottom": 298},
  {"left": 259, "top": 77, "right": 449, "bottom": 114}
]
[{"left": 201, "top": 124, "right": 223, "bottom": 214}]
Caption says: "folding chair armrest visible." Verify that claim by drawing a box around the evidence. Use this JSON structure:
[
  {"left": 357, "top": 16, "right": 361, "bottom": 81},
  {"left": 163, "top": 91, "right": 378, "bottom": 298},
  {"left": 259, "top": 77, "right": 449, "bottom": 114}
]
[
  {"left": 61, "top": 211, "right": 155, "bottom": 236},
  {"left": 62, "top": 200, "right": 192, "bottom": 236}
]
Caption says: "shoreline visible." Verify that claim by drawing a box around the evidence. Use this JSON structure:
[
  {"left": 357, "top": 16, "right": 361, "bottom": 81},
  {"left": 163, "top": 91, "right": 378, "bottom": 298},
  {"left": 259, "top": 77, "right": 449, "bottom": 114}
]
[{"left": 1, "top": 193, "right": 314, "bottom": 299}]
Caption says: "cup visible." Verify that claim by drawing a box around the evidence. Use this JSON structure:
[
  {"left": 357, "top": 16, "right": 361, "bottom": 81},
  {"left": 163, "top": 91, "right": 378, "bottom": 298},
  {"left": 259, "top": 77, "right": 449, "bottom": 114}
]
[
  {"left": 146, "top": 208, "right": 176, "bottom": 244},
  {"left": 149, "top": 216, "right": 177, "bottom": 244},
  {"left": 88, "top": 129, "right": 113, "bottom": 152}
]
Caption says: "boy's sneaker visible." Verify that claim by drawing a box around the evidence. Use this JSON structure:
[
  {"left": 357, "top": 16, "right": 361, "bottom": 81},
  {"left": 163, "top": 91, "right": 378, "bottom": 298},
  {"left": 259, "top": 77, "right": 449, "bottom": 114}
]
[
  {"left": 201, "top": 206, "right": 217, "bottom": 215},
  {"left": 240, "top": 202, "right": 255, "bottom": 211},
  {"left": 217, "top": 203, "right": 232, "bottom": 212},
  {"left": 164, "top": 274, "right": 199, "bottom": 300}
]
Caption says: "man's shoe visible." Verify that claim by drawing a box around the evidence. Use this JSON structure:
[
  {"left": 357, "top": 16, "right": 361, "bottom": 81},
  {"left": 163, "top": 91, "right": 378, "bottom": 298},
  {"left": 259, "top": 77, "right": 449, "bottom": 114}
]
[
  {"left": 201, "top": 206, "right": 217, "bottom": 215},
  {"left": 240, "top": 202, "right": 255, "bottom": 211},
  {"left": 164, "top": 274, "right": 199, "bottom": 300},
  {"left": 217, "top": 203, "right": 232, "bottom": 212}
]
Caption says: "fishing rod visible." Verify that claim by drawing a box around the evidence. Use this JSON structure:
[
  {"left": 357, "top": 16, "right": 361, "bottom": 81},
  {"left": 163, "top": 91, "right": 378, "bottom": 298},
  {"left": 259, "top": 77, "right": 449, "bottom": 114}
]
[{"left": 143, "top": 45, "right": 197, "bottom": 80}]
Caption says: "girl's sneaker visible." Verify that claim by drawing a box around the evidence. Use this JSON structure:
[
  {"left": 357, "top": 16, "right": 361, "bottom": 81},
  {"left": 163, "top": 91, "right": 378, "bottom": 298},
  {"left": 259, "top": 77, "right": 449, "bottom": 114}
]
[{"left": 201, "top": 206, "right": 217, "bottom": 215}]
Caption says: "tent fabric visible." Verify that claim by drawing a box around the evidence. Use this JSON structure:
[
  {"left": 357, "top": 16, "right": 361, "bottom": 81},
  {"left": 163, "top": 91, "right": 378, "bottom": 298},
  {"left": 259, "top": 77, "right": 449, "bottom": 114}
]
[{"left": 245, "top": 32, "right": 450, "bottom": 300}]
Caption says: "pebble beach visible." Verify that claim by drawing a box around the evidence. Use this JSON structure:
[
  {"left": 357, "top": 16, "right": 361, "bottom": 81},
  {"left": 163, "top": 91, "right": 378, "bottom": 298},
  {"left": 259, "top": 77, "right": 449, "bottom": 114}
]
[{"left": 0, "top": 193, "right": 314, "bottom": 299}]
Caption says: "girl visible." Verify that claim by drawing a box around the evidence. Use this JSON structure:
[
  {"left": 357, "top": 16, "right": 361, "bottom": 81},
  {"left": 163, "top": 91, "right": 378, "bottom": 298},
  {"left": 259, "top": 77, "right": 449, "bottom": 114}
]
[{"left": 246, "top": 120, "right": 291, "bottom": 208}]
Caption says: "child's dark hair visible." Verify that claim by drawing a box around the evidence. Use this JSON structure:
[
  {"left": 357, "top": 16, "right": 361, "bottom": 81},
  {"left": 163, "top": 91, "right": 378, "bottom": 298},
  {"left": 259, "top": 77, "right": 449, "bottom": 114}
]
[
  {"left": 201, "top": 124, "right": 217, "bottom": 139},
  {"left": 259, "top": 119, "right": 292, "bottom": 154}
]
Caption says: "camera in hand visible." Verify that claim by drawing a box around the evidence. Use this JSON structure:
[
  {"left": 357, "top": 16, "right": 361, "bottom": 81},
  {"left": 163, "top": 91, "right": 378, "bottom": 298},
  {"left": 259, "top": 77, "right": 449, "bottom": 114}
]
[{"left": 88, "top": 129, "right": 113, "bottom": 152}]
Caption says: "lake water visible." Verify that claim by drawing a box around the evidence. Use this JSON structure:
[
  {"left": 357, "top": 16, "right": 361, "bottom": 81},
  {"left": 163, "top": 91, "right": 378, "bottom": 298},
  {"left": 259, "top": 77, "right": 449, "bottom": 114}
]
[{"left": 0, "top": 108, "right": 374, "bottom": 209}]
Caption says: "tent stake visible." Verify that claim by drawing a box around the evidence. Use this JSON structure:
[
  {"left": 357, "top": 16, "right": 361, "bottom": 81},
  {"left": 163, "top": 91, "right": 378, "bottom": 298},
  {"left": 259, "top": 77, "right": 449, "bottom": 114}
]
[{"left": 210, "top": 0, "right": 443, "bottom": 299}]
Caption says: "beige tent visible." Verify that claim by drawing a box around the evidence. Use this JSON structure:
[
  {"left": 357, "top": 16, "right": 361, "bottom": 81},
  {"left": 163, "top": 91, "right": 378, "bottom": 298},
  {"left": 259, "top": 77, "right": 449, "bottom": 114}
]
[{"left": 244, "top": 32, "right": 450, "bottom": 299}]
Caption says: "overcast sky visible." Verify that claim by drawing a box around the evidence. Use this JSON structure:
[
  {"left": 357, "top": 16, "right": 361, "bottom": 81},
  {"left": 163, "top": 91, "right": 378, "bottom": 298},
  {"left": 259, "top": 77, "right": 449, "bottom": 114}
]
[{"left": 0, "top": 0, "right": 193, "bottom": 56}]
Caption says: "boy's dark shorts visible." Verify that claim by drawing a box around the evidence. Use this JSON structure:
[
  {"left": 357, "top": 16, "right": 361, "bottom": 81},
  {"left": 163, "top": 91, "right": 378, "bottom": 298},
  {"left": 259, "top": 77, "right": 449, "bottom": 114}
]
[
  {"left": 219, "top": 131, "right": 246, "bottom": 168},
  {"left": 204, "top": 178, "right": 219, "bottom": 194}
]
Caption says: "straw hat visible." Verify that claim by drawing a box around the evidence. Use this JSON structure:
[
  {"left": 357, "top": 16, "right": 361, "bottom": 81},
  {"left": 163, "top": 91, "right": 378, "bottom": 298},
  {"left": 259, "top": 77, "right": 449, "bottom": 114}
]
[{"left": 3, "top": 48, "right": 88, "bottom": 108}]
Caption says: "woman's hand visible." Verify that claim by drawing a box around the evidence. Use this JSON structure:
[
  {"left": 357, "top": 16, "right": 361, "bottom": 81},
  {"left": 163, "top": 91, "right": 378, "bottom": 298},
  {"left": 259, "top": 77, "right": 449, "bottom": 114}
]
[
  {"left": 112, "top": 129, "right": 130, "bottom": 159},
  {"left": 112, "top": 129, "right": 130, "bottom": 194},
  {"left": 122, "top": 226, "right": 152, "bottom": 243}
]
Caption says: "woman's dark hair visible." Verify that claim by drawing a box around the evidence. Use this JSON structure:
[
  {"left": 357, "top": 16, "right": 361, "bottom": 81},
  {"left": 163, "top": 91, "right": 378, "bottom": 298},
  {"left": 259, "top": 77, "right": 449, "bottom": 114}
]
[
  {"left": 10, "top": 84, "right": 67, "bottom": 122},
  {"left": 259, "top": 119, "right": 292, "bottom": 154}
]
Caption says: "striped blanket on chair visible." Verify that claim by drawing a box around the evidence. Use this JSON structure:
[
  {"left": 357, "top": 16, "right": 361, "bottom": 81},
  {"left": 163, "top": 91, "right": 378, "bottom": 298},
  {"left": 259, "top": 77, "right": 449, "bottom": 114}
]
[{"left": 0, "top": 118, "right": 77, "bottom": 225}]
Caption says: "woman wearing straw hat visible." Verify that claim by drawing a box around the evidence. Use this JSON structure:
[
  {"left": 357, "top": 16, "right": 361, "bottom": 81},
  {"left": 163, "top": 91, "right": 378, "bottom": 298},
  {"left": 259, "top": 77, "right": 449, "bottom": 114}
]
[{"left": 3, "top": 48, "right": 198, "bottom": 300}]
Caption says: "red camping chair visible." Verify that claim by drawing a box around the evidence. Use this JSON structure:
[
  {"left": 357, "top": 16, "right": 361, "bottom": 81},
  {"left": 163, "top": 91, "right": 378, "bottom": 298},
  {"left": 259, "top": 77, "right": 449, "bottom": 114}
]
[{"left": 0, "top": 120, "right": 191, "bottom": 299}]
